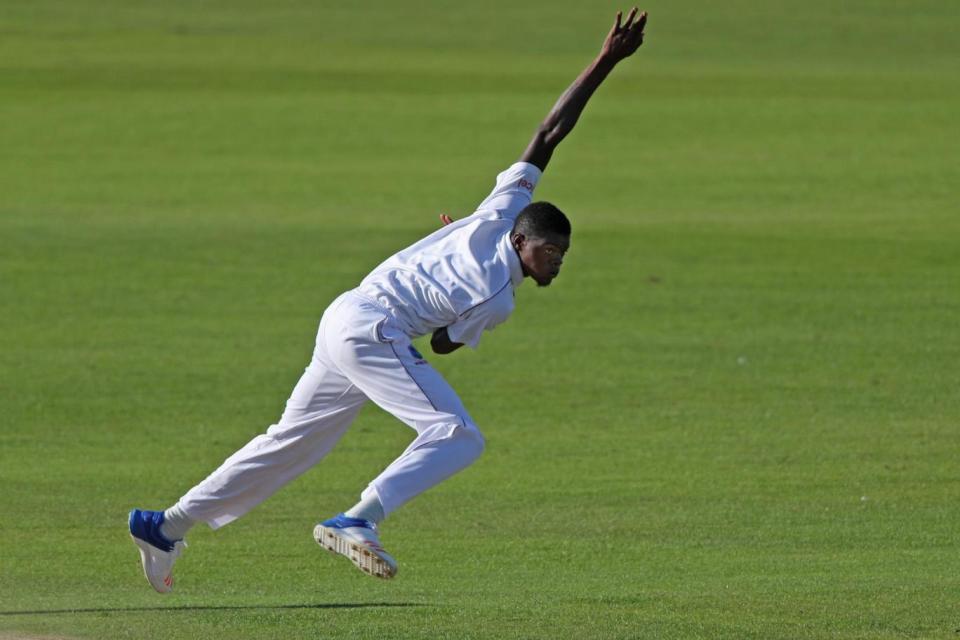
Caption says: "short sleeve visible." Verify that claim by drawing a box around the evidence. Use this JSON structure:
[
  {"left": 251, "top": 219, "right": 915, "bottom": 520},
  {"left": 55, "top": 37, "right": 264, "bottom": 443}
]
[
  {"left": 445, "top": 287, "right": 514, "bottom": 349},
  {"left": 473, "top": 162, "right": 542, "bottom": 222}
]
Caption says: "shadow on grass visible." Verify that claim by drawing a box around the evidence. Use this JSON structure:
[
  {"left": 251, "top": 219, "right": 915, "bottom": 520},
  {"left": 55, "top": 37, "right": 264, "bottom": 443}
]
[{"left": 0, "top": 603, "right": 421, "bottom": 616}]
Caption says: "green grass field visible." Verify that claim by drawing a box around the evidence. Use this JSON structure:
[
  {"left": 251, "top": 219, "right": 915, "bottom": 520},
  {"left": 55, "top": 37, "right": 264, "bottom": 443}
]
[{"left": 1, "top": 1, "right": 958, "bottom": 638}]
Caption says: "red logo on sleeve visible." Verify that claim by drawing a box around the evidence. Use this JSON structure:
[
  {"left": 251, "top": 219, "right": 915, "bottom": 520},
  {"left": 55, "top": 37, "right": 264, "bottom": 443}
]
[{"left": 517, "top": 178, "right": 535, "bottom": 192}]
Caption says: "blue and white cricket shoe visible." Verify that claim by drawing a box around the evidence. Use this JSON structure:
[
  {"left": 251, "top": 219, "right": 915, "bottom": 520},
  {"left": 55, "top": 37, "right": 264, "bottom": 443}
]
[
  {"left": 128, "top": 508, "right": 186, "bottom": 593},
  {"left": 313, "top": 514, "right": 397, "bottom": 579}
]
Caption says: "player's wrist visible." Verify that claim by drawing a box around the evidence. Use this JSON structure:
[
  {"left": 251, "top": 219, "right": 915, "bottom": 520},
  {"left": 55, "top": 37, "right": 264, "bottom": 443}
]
[{"left": 593, "top": 52, "right": 619, "bottom": 74}]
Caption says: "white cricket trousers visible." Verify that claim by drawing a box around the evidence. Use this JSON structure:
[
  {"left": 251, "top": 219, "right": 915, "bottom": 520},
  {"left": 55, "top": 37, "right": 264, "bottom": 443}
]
[{"left": 177, "top": 291, "right": 485, "bottom": 529}]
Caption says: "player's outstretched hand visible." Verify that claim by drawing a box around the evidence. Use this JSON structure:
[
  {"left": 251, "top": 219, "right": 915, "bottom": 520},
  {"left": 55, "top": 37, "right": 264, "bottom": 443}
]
[
  {"left": 601, "top": 8, "right": 647, "bottom": 63},
  {"left": 439, "top": 213, "right": 454, "bottom": 226}
]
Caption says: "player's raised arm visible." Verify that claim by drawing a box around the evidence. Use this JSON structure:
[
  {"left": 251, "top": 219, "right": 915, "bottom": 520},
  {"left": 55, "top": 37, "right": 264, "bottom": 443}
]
[{"left": 520, "top": 8, "right": 647, "bottom": 172}]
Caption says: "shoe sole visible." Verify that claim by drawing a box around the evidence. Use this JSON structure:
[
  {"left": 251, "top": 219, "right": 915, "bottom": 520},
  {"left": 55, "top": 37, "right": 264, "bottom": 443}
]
[
  {"left": 130, "top": 535, "right": 173, "bottom": 593},
  {"left": 313, "top": 524, "right": 397, "bottom": 579}
]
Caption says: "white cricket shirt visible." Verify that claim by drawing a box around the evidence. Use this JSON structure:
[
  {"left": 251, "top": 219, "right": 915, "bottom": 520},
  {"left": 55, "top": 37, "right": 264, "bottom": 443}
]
[{"left": 355, "top": 162, "right": 542, "bottom": 348}]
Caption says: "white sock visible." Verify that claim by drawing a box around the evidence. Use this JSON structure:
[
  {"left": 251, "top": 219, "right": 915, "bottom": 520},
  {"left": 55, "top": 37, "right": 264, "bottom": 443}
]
[
  {"left": 160, "top": 503, "right": 196, "bottom": 541},
  {"left": 344, "top": 491, "right": 385, "bottom": 525}
]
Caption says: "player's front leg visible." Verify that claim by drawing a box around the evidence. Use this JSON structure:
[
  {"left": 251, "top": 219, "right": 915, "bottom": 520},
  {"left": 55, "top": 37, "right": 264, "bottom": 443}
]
[{"left": 314, "top": 312, "right": 486, "bottom": 579}]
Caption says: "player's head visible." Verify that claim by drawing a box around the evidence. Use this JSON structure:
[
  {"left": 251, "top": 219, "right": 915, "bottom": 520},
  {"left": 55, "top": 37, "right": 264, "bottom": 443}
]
[{"left": 511, "top": 201, "right": 571, "bottom": 287}]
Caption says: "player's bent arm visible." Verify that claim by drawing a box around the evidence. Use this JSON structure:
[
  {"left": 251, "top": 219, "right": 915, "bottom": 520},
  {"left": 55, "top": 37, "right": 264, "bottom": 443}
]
[
  {"left": 430, "top": 327, "right": 464, "bottom": 355},
  {"left": 520, "top": 8, "right": 647, "bottom": 172}
]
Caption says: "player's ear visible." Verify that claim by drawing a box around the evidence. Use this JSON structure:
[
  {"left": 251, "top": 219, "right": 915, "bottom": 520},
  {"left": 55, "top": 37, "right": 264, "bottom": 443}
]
[{"left": 511, "top": 232, "right": 526, "bottom": 252}]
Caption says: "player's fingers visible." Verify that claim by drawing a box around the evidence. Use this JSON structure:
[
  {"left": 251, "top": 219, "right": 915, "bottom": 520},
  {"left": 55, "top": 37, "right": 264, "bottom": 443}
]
[
  {"left": 628, "top": 12, "right": 646, "bottom": 46},
  {"left": 635, "top": 10, "right": 647, "bottom": 32},
  {"left": 624, "top": 7, "right": 638, "bottom": 29},
  {"left": 440, "top": 214, "right": 454, "bottom": 226},
  {"left": 614, "top": 10, "right": 622, "bottom": 31}
]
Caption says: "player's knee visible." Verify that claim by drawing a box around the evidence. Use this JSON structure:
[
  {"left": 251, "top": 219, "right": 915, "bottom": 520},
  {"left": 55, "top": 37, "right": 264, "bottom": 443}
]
[{"left": 458, "top": 425, "right": 485, "bottom": 461}]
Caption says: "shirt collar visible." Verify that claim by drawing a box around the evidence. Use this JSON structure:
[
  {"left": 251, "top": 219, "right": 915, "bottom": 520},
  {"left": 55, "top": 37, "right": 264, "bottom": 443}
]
[{"left": 499, "top": 229, "right": 525, "bottom": 288}]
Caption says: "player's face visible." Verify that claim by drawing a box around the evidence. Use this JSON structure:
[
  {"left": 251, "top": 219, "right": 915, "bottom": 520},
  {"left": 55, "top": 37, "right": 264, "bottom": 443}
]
[{"left": 514, "top": 232, "right": 570, "bottom": 287}]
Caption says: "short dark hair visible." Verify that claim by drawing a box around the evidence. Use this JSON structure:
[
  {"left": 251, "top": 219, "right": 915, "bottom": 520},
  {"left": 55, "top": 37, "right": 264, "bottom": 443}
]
[{"left": 512, "top": 201, "right": 571, "bottom": 239}]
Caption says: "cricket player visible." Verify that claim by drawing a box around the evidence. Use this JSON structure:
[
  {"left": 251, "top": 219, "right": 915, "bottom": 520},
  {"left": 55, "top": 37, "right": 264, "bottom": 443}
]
[{"left": 130, "top": 8, "right": 647, "bottom": 592}]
